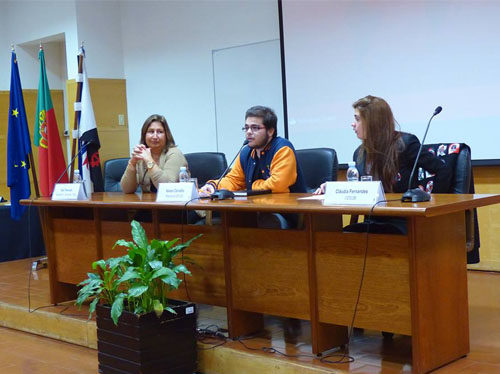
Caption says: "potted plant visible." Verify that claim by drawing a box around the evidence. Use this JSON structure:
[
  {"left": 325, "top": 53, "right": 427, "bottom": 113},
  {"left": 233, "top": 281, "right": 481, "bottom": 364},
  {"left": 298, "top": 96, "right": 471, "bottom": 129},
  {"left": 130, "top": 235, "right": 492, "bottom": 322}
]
[{"left": 76, "top": 220, "right": 201, "bottom": 374}]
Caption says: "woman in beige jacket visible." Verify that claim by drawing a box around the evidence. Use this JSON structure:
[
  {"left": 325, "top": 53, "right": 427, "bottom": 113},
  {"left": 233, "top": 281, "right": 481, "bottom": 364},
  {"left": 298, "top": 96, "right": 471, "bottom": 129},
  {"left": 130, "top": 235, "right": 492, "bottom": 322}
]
[{"left": 120, "top": 114, "right": 187, "bottom": 193}]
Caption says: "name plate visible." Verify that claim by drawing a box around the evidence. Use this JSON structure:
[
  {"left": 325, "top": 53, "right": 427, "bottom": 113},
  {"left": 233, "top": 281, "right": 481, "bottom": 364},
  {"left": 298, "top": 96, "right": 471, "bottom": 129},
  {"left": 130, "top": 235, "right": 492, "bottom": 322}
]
[
  {"left": 52, "top": 183, "right": 87, "bottom": 201},
  {"left": 323, "top": 181, "right": 385, "bottom": 205},
  {"left": 156, "top": 182, "right": 199, "bottom": 202}
]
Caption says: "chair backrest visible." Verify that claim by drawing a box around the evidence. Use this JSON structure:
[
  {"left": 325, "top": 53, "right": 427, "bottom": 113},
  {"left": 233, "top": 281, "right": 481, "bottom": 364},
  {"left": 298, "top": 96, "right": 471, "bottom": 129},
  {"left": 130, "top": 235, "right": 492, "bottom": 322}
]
[
  {"left": 451, "top": 145, "right": 472, "bottom": 194},
  {"left": 422, "top": 143, "right": 472, "bottom": 193},
  {"left": 422, "top": 143, "right": 479, "bottom": 264},
  {"left": 103, "top": 158, "right": 129, "bottom": 192},
  {"left": 185, "top": 152, "right": 228, "bottom": 186},
  {"left": 295, "top": 148, "right": 338, "bottom": 193}
]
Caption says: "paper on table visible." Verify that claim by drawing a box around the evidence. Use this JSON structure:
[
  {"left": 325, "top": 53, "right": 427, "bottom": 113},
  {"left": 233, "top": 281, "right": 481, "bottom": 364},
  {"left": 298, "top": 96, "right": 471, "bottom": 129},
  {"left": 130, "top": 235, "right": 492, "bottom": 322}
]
[{"left": 297, "top": 195, "right": 325, "bottom": 200}]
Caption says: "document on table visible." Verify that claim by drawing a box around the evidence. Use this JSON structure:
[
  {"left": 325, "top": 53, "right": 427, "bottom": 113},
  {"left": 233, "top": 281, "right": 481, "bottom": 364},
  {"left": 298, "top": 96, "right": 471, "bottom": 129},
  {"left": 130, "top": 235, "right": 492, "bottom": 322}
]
[{"left": 297, "top": 195, "right": 324, "bottom": 200}]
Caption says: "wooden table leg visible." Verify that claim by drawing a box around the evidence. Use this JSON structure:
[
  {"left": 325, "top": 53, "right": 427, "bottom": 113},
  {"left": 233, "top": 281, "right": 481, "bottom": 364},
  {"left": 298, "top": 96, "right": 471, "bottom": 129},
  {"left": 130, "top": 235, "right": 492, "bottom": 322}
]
[
  {"left": 408, "top": 212, "right": 469, "bottom": 373},
  {"left": 307, "top": 213, "right": 348, "bottom": 354},
  {"left": 40, "top": 207, "right": 77, "bottom": 304}
]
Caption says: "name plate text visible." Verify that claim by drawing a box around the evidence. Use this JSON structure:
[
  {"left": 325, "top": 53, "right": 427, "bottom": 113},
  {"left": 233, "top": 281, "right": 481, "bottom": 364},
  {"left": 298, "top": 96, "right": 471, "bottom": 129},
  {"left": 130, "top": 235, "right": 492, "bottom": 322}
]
[
  {"left": 157, "top": 182, "right": 199, "bottom": 202},
  {"left": 323, "top": 181, "right": 385, "bottom": 205},
  {"left": 52, "top": 183, "right": 87, "bottom": 201}
]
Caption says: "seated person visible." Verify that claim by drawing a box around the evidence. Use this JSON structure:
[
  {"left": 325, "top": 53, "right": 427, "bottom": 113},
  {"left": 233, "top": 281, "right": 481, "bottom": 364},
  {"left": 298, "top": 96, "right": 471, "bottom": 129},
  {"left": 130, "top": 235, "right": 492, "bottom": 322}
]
[
  {"left": 120, "top": 114, "right": 187, "bottom": 193},
  {"left": 199, "top": 105, "right": 306, "bottom": 228},
  {"left": 315, "top": 95, "right": 452, "bottom": 233}
]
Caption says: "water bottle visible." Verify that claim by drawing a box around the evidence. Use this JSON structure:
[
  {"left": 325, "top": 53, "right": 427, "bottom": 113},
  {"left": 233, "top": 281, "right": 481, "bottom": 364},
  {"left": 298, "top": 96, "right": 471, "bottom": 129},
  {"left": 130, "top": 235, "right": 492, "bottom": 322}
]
[
  {"left": 73, "top": 170, "right": 82, "bottom": 183},
  {"left": 346, "top": 162, "right": 359, "bottom": 182},
  {"left": 179, "top": 166, "right": 190, "bottom": 182}
]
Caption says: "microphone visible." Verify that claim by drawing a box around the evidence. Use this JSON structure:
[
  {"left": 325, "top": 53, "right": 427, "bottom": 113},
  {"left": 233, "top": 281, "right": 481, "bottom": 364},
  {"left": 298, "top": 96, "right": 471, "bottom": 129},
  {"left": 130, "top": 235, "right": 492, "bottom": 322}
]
[
  {"left": 211, "top": 139, "right": 249, "bottom": 200},
  {"left": 52, "top": 141, "right": 91, "bottom": 195},
  {"left": 401, "top": 106, "right": 442, "bottom": 202}
]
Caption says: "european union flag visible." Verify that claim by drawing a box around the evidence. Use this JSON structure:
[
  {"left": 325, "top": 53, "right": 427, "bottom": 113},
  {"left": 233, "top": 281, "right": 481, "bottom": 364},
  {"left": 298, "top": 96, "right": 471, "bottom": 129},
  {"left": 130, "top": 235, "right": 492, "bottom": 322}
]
[{"left": 7, "top": 50, "right": 32, "bottom": 220}]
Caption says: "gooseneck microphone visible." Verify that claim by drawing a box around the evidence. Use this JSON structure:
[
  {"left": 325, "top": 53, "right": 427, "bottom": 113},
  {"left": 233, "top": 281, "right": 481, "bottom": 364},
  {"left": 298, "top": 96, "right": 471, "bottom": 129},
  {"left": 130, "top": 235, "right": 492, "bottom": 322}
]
[
  {"left": 211, "top": 139, "right": 249, "bottom": 200},
  {"left": 52, "top": 140, "right": 91, "bottom": 195},
  {"left": 401, "top": 106, "right": 442, "bottom": 202}
]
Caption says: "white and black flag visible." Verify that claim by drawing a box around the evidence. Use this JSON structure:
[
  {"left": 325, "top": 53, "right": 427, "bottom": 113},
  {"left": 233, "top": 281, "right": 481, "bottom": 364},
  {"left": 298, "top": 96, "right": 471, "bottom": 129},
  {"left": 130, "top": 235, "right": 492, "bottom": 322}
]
[{"left": 77, "top": 48, "right": 104, "bottom": 192}]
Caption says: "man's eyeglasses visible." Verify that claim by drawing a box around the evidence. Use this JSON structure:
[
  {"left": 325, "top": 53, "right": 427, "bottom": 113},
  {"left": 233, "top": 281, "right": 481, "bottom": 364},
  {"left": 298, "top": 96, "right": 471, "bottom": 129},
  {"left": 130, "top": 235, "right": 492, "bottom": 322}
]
[{"left": 242, "top": 125, "right": 266, "bottom": 132}]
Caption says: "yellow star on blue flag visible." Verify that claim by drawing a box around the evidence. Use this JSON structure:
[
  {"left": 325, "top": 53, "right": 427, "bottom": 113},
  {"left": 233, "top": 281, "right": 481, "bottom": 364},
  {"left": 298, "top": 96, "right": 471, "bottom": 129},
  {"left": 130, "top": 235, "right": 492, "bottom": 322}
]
[{"left": 12, "top": 108, "right": 19, "bottom": 117}]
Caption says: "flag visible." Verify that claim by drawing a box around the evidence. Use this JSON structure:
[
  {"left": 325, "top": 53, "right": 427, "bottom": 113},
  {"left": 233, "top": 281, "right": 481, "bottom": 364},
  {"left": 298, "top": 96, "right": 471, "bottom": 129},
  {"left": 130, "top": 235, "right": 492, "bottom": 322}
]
[
  {"left": 7, "top": 51, "right": 31, "bottom": 220},
  {"left": 77, "top": 48, "right": 104, "bottom": 193},
  {"left": 34, "top": 48, "right": 68, "bottom": 196}
]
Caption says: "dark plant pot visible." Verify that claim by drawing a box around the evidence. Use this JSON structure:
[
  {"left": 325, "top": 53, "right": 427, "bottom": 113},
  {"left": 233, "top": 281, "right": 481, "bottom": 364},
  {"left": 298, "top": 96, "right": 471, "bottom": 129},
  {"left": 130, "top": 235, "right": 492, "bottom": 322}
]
[{"left": 96, "top": 300, "right": 197, "bottom": 374}]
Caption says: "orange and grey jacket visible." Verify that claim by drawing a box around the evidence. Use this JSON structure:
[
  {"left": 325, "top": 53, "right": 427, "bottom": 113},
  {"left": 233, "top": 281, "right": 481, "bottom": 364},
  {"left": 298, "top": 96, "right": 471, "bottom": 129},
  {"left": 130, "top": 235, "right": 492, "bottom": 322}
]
[{"left": 207, "top": 136, "right": 306, "bottom": 193}]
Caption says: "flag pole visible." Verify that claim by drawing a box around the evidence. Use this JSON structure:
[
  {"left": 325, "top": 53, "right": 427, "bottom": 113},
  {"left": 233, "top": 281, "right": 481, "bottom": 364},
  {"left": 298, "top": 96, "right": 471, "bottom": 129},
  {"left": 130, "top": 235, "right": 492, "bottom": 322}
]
[
  {"left": 12, "top": 43, "right": 40, "bottom": 198},
  {"left": 69, "top": 42, "right": 84, "bottom": 182},
  {"left": 29, "top": 148, "right": 40, "bottom": 198}
]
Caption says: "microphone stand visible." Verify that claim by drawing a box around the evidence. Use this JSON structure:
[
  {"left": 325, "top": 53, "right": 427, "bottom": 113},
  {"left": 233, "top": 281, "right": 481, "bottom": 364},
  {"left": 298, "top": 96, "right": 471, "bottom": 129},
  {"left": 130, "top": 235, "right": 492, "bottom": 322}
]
[
  {"left": 211, "top": 140, "right": 249, "bottom": 200},
  {"left": 401, "top": 106, "right": 442, "bottom": 202}
]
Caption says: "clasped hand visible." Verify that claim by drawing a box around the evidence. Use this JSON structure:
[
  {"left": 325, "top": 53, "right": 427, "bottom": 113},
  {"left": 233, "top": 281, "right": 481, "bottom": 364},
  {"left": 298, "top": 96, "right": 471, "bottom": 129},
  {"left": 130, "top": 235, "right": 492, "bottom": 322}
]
[{"left": 129, "top": 144, "right": 153, "bottom": 166}]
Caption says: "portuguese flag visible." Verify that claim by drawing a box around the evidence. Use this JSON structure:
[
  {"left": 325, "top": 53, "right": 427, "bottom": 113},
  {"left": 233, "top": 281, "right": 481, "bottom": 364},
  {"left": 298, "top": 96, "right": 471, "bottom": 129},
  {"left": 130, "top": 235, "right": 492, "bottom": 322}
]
[{"left": 34, "top": 48, "right": 68, "bottom": 196}]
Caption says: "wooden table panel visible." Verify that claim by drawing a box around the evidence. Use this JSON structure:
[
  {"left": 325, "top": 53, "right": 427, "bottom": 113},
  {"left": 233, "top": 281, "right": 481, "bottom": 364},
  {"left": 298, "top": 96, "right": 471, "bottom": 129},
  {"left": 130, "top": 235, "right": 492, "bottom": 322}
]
[
  {"left": 229, "top": 228, "right": 310, "bottom": 319},
  {"left": 161, "top": 224, "right": 226, "bottom": 307},
  {"left": 315, "top": 231, "right": 412, "bottom": 334},
  {"left": 53, "top": 218, "right": 98, "bottom": 285}
]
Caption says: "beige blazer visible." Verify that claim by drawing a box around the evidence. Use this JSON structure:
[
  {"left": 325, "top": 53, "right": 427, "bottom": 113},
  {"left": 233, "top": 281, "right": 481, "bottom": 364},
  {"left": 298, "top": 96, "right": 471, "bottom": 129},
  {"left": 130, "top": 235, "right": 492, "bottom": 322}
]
[{"left": 120, "top": 147, "right": 188, "bottom": 193}]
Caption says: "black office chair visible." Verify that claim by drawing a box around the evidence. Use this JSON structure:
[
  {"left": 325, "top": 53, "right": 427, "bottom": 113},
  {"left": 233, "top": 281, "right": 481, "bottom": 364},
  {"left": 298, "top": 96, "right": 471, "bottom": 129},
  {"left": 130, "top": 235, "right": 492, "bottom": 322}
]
[
  {"left": 296, "top": 148, "right": 339, "bottom": 193},
  {"left": 422, "top": 143, "right": 479, "bottom": 264},
  {"left": 184, "top": 152, "right": 228, "bottom": 186},
  {"left": 103, "top": 158, "right": 129, "bottom": 192},
  {"left": 184, "top": 152, "right": 227, "bottom": 225}
]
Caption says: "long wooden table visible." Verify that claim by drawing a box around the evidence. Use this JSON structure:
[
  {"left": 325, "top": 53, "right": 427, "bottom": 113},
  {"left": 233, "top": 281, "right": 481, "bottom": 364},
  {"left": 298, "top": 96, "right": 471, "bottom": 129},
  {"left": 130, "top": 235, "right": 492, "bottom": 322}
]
[{"left": 23, "top": 192, "right": 500, "bottom": 374}]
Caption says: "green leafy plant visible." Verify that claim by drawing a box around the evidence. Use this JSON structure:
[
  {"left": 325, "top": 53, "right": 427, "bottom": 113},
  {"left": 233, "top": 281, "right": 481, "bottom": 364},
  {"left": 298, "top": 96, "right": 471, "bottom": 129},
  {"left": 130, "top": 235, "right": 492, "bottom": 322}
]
[{"left": 76, "top": 220, "right": 200, "bottom": 325}]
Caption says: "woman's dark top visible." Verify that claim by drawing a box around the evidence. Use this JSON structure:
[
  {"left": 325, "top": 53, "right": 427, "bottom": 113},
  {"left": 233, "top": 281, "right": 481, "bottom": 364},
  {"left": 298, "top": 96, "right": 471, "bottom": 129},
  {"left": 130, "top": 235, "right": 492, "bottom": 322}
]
[{"left": 353, "top": 132, "right": 452, "bottom": 193}]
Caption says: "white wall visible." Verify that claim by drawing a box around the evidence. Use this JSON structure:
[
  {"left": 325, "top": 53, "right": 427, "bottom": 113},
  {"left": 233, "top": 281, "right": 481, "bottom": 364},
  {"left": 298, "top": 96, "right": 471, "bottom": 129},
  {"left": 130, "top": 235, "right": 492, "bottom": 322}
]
[
  {"left": 15, "top": 41, "right": 68, "bottom": 91},
  {"left": 2, "top": 0, "right": 78, "bottom": 89},
  {"left": 0, "top": 5, "right": 9, "bottom": 89},
  {"left": 75, "top": 0, "right": 124, "bottom": 79},
  {"left": 1, "top": 0, "right": 124, "bottom": 85},
  {"left": 120, "top": 0, "right": 280, "bottom": 154},
  {"left": 213, "top": 40, "right": 283, "bottom": 159}
]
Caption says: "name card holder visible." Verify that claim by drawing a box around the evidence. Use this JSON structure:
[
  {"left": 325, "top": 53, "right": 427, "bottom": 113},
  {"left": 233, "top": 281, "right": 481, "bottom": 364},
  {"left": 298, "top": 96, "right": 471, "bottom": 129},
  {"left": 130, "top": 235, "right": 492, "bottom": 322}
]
[
  {"left": 52, "top": 183, "right": 88, "bottom": 201},
  {"left": 323, "top": 181, "right": 386, "bottom": 205},
  {"left": 156, "top": 182, "right": 199, "bottom": 202}
]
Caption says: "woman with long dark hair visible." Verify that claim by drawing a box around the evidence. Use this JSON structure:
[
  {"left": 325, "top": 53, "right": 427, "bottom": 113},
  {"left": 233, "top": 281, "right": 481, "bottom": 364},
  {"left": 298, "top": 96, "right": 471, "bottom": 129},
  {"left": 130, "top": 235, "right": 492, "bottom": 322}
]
[
  {"left": 316, "top": 95, "right": 451, "bottom": 195},
  {"left": 316, "top": 95, "right": 451, "bottom": 233}
]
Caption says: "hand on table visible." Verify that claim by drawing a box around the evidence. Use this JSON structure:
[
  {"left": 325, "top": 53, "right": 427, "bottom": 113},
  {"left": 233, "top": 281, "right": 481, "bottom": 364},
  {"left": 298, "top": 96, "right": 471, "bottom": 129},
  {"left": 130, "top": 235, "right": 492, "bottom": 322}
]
[{"left": 313, "top": 182, "right": 326, "bottom": 195}]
